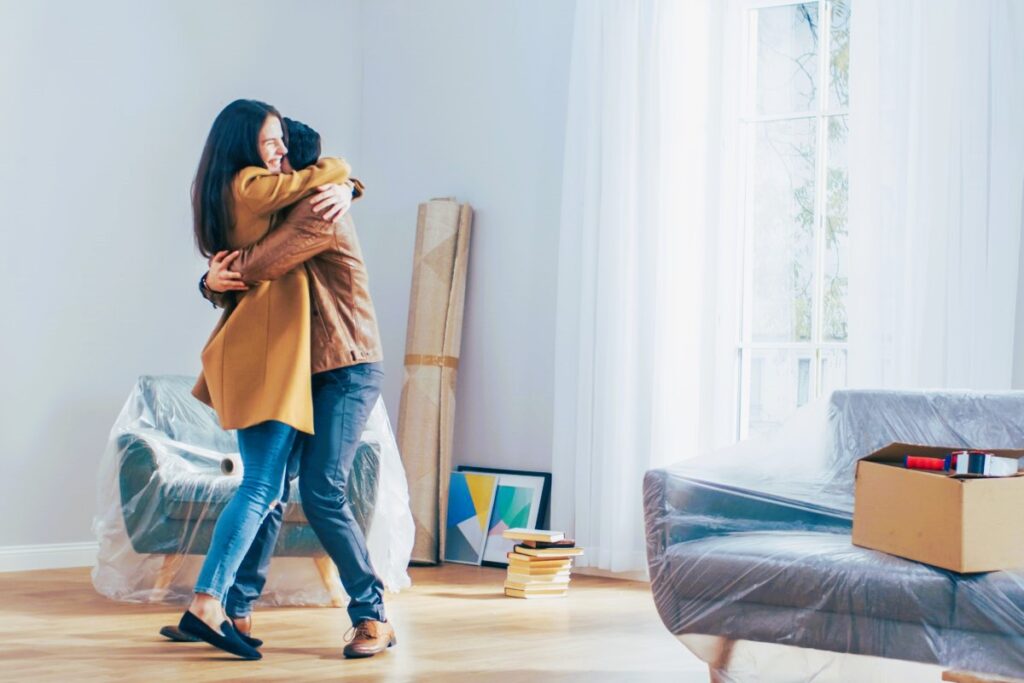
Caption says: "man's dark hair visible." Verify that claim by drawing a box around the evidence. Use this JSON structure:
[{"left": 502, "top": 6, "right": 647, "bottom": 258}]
[{"left": 283, "top": 117, "right": 321, "bottom": 170}]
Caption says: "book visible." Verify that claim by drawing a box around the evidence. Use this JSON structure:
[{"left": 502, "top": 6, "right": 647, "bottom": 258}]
[
  {"left": 504, "top": 582, "right": 569, "bottom": 592},
  {"left": 507, "top": 553, "right": 574, "bottom": 568},
  {"left": 502, "top": 529, "right": 565, "bottom": 543},
  {"left": 513, "top": 545, "right": 585, "bottom": 558},
  {"left": 519, "top": 538, "right": 576, "bottom": 549},
  {"left": 505, "top": 587, "right": 568, "bottom": 599},
  {"left": 503, "top": 577, "right": 570, "bottom": 590},
  {"left": 507, "top": 565, "right": 573, "bottom": 577},
  {"left": 507, "top": 585, "right": 573, "bottom": 593},
  {"left": 505, "top": 565, "right": 571, "bottom": 576},
  {"left": 506, "top": 573, "right": 570, "bottom": 586}
]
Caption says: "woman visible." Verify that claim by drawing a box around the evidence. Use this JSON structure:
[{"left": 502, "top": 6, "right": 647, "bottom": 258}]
[
  {"left": 196, "top": 117, "right": 397, "bottom": 659},
  {"left": 181, "top": 99, "right": 354, "bottom": 659}
]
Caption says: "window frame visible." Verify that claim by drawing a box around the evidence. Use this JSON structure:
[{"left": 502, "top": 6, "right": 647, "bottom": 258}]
[{"left": 734, "top": 0, "right": 850, "bottom": 439}]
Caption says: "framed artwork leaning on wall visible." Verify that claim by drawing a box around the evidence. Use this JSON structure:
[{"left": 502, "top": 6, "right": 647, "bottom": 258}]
[{"left": 456, "top": 466, "right": 552, "bottom": 567}]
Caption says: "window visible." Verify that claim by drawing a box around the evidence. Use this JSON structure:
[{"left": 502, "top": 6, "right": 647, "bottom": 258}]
[{"left": 735, "top": 0, "right": 851, "bottom": 438}]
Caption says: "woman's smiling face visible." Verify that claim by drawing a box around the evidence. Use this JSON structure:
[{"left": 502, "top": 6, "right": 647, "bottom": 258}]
[{"left": 257, "top": 115, "right": 287, "bottom": 173}]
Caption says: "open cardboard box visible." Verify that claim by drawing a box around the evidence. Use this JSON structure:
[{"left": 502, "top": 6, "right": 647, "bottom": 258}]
[{"left": 852, "top": 442, "right": 1024, "bottom": 573}]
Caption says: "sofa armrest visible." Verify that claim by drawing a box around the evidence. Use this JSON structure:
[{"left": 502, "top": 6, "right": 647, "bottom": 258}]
[
  {"left": 117, "top": 434, "right": 163, "bottom": 550},
  {"left": 643, "top": 469, "right": 673, "bottom": 568}
]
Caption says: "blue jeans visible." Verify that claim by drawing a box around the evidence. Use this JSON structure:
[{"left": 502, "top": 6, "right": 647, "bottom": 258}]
[
  {"left": 194, "top": 420, "right": 297, "bottom": 601},
  {"left": 224, "top": 362, "right": 386, "bottom": 626},
  {"left": 222, "top": 447, "right": 301, "bottom": 617}
]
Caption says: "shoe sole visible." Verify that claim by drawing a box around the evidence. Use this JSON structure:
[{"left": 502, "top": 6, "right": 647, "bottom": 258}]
[
  {"left": 343, "top": 636, "right": 397, "bottom": 659},
  {"left": 160, "top": 625, "right": 200, "bottom": 643}
]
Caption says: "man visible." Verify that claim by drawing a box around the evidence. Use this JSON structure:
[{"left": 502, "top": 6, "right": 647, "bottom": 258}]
[{"left": 167, "top": 118, "right": 396, "bottom": 659}]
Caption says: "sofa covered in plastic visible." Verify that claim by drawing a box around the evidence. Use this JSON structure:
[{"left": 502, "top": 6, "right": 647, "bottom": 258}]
[{"left": 643, "top": 390, "right": 1024, "bottom": 680}]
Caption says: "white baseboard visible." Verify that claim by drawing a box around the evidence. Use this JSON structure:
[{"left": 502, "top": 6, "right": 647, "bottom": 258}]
[{"left": 0, "top": 541, "right": 99, "bottom": 573}]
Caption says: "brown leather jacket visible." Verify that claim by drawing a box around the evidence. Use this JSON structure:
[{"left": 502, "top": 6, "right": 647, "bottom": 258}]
[{"left": 202, "top": 183, "right": 382, "bottom": 374}]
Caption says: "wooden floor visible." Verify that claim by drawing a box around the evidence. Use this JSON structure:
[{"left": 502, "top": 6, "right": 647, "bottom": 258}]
[{"left": 0, "top": 564, "right": 709, "bottom": 682}]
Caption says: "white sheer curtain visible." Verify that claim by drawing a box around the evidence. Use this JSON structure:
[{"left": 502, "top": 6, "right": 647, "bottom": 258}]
[
  {"left": 550, "top": 0, "right": 727, "bottom": 573},
  {"left": 848, "top": 0, "right": 1024, "bottom": 389}
]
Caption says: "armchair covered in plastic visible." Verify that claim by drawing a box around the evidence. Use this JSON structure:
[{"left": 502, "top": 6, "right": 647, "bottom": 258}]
[
  {"left": 643, "top": 390, "right": 1024, "bottom": 680},
  {"left": 92, "top": 375, "right": 414, "bottom": 607}
]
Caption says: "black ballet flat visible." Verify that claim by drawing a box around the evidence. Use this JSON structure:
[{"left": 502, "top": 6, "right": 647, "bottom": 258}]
[
  {"left": 160, "top": 623, "right": 263, "bottom": 649},
  {"left": 238, "top": 632, "right": 263, "bottom": 649},
  {"left": 177, "top": 611, "right": 262, "bottom": 660}
]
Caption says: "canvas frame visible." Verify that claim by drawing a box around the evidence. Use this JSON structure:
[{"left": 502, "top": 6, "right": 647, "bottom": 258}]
[
  {"left": 443, "top": 471, "right": 498, "bottom": 565},
  {"left": 456, "top": 465, "right": 552, "bottom": 567}
]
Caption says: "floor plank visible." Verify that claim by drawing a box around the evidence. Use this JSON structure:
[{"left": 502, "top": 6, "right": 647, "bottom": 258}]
[{"left": 0, "top": 564, "right": 708, "bottom": 682}]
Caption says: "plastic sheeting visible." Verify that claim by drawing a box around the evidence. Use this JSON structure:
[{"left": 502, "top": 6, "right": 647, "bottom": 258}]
[
  {"left": 643, "top": 389, "right": 1024, "bottom": 681},
  {"left": 92, "top": 375, "right": 414, "bottom": 606}
]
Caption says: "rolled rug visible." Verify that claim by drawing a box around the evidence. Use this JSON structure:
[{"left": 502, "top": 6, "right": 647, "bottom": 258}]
[
  {"left": 398, "top": 198, "right": 473, "bottom": 564},
  {"left": 220, "top": 453, "right": 243, "bottom": 476}
]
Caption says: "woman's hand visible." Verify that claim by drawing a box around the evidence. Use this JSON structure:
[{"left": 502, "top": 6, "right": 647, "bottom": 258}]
[
  {"left": 309, "top": 183, "right": 353, "bottom": 222},
  {"left": 206, "top": 250, "right": 248, "bottom": 292}
]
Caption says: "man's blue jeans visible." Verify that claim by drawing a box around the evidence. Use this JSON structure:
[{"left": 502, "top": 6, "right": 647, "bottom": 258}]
[
  {"left": 194, "top": 419, "right": 297, "bottom": 601},
  {"left": 224, "top": 362, "right": 387, "bottom": 626}
]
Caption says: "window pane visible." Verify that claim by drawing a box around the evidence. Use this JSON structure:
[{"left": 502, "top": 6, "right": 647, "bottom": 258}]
[
  {"left": 750, "top": 118, "right": 817, "bottom": 343},
  {"left": 755, "top": 3, "right": 820, "bottom": 115},
  {"left": 819, "top": 348, "right": 848, "bottom": 397},
  {"left": 747, "top": 348, "right": 814, "bottom": 437},
  {"left": 823, "top": 115, "right": 848, "bottom": 341},
  {"left": 829, "top": 0, "right": 851, "bottom": 109}
]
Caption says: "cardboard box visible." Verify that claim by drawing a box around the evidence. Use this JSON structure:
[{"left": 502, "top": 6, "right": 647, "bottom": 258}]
[{"left": 852, "top": 442, "right": 1024, "bottom": 573}]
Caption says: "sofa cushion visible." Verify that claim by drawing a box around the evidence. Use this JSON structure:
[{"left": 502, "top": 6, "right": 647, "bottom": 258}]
[
  {"left": 952, "top": 570, "right": 1024, "bottom": 635},
  {"left": 659, "top": 531, "right": 955, "bottom": 627},
  {"left": 162, "top": 473, "right": 237, "bottom": 520}
]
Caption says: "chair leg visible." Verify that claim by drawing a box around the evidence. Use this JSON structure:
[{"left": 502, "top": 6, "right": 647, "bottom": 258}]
[
  {"left": 313, "top": 555, "right": 345, "bottom": 608},
  {"left": 151, "top": 554, "right": 184, "bottom": 602},
  {"left": 707, "top": 638, "right": 735, "bottom": 683}
]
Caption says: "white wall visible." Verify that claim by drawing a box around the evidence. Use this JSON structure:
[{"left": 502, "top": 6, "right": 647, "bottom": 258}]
[
  {"left": 356, "top": 0, "right": 576, "bottom": 474},
  {"left": 0, "top": 0, "right": 363, "bottom": 548},
  {"left": 0, "top": 0, "right": 576, "bottom": 555}
]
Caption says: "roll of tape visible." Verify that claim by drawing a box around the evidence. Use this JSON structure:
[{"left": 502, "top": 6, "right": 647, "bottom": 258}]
[{"left": 221, "top": 453, "right": 243, "bottom": 476}]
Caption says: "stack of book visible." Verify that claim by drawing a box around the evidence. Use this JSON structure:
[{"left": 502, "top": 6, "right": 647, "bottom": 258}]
[{"left": 502, "top": 529, "right": 584, "bottom": 599}]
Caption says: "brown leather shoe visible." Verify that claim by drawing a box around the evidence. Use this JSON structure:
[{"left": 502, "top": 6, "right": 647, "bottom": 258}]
[{"left": 343, "top": 619, "right": 397, "bottom": 659}]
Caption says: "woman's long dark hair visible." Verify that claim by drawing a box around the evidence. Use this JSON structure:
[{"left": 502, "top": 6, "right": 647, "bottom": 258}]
[{"left": 192, "top": 99, "right": 284, "bottom": 257}]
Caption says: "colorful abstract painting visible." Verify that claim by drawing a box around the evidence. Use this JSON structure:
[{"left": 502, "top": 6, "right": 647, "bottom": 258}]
[
  {"left": 457, "top": 467, "right": 551, "bottom": 566},
  {"left": 443, "top": 472, "right": 498, "bottom": 565}
]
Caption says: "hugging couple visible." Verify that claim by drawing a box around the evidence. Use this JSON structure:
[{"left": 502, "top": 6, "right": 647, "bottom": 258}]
[{"left": 162, "top": 99, "right": 396, "bottom": 661}]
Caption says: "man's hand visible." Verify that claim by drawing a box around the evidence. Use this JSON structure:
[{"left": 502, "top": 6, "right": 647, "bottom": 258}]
[
  {"left": 309, "top": 183, "right": 353, "bottom": 222},
  {"left": 207, "top": 250, "right": 248, "bottom": 292}
]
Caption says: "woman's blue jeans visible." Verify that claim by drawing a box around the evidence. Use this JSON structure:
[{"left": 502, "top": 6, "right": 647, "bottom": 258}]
[
  {"left": 222, "top": 362, "right": 386, "bottom": 626},
  {"left": 193, "top": 419, "right": 297, "bottom": 601}
]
